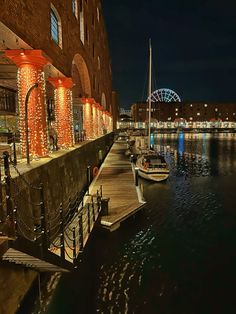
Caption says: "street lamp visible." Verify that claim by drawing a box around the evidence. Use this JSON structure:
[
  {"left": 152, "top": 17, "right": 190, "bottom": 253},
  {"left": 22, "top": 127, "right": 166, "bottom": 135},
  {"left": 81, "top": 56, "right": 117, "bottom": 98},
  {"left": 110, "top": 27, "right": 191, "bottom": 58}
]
[{"left": 25, "top": 83, "right": 39, "bottom": 164}]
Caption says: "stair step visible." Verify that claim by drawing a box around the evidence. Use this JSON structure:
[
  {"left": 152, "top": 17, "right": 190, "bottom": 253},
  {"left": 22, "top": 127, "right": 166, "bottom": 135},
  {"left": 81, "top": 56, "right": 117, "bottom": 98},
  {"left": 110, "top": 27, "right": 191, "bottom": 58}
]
[{"left": 2, "top": 248, "right": 69, "bottom": 272}]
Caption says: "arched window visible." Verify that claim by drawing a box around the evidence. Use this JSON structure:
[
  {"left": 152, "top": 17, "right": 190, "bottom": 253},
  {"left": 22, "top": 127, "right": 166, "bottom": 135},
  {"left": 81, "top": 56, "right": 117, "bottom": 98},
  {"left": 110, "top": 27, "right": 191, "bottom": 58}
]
[{"left": 50, "top": 4, "right": 62, "bottom": 48}]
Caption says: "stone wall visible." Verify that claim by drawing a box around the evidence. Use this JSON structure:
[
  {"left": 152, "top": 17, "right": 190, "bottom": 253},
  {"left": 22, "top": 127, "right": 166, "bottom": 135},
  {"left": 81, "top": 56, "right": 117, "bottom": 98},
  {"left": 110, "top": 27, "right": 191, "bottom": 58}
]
[
  {"left": 0, "top": 133, "right": 114, "bottom": 313},
  {"left": 0, "top": 263, "right": 37, "bottom": 314}
]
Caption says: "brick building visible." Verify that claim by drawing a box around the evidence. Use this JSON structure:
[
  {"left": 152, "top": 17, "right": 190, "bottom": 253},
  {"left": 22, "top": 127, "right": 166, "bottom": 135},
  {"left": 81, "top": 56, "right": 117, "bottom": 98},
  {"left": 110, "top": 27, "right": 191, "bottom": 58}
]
[
  {"left": 131, "top": 101, "right": 236, "bottom": 128},
  {"left": 0, "top": 0, "right": 117, "bottom": 155}
]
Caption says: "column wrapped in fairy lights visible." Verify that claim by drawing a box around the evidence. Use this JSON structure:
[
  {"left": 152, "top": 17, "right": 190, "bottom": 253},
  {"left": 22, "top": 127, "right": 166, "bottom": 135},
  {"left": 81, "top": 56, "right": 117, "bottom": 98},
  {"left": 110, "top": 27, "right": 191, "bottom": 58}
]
[
  {"left": 97, "top": 103, "right": 101, "bottom": 136},
  {"left": 82, "top": 98, "right": 93, "bottom": 139},
  {"left": 103, "top": 110, "right": 109, "bottom": 133},
  {"left": 92, "top": 102, "right": 99, "bottom": 138},
  {"left": 48, "top": 77, "right": 74, "bottom": 148},
  {"left": 5, "top": 50, "right": 50, "bottom": 158}
]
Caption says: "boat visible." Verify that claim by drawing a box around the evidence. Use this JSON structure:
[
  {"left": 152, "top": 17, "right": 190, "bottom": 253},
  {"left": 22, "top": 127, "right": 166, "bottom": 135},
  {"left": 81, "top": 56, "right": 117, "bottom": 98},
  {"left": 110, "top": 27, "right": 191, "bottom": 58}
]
[
  {"left": 136, "top": 151, "right": 169, "bottom": 182},
  {"left": 136, "top": 39, "right": 170, "bottom": 182}
]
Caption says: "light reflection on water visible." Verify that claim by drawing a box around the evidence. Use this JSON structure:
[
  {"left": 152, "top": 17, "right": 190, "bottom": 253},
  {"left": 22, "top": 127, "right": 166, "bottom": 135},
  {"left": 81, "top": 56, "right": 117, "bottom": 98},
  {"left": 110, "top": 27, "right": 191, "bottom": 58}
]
[{"left": 47, "top": 133, "right": 236, "bottom": 314}]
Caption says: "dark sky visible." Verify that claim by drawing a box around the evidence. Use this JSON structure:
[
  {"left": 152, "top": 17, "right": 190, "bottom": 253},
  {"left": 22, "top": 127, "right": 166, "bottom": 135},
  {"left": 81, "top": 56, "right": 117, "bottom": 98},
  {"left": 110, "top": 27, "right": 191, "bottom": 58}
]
[{"left": 102, "top": 0, "right": 236, "bottom": 108}]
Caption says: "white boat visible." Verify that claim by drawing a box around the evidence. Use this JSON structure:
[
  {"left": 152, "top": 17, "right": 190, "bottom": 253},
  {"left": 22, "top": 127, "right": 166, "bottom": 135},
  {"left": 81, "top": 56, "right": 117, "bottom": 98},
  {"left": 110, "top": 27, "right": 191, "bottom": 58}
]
[
  {"left": 136, "top": 152, "right": 169, "bottom": 182},
  {"left": 136, "top": 40, "right": 169, "bottom": 182}
]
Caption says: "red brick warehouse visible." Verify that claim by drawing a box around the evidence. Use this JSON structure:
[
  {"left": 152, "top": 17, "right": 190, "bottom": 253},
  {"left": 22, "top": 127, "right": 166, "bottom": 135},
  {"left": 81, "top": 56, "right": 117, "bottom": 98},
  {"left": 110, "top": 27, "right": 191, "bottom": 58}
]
[{"left": 0, "top": 0, "right": 118, "bottom": 157}]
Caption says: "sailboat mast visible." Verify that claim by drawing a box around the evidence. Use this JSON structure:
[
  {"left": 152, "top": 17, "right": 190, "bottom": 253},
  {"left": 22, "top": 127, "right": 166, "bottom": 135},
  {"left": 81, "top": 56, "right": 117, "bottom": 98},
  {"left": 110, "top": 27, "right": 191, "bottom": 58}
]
[{"left": 148, "top": 39, "right": 152, "bottom": 149}]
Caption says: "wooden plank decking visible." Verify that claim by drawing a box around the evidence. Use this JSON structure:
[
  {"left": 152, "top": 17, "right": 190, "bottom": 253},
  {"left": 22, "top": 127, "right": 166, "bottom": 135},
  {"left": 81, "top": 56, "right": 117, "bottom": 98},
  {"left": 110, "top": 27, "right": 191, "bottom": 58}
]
[{"left": 90, "top": 140, "right": 146, "bottom": 231}]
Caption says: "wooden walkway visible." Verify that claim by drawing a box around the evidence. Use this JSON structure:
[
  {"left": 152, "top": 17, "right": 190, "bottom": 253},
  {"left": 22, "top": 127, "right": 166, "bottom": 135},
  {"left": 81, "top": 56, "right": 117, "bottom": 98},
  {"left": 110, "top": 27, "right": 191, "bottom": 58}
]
[{"left": 90, "top": 140, "right": 146, "bottom": 231}]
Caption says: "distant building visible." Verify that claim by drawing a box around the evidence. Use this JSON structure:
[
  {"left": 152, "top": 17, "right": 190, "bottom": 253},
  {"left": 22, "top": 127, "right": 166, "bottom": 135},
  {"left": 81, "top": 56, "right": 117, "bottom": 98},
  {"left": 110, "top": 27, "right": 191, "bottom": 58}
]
[
  {"left": 120, "top": 108, "right": 131, "bottom": 117},
  {"left": 131, "top": 101, "right": 236, "bottom": 128}
]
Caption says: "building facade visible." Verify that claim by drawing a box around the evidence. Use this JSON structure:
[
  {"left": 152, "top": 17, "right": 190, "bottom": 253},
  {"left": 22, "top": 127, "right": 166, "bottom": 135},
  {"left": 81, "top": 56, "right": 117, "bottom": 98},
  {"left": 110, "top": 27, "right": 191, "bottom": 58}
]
[
  {"left": 131, "top": 102, "right": 236, "bottom": 129},
  {"left": 0, "top": 0, "right": 116, "bottom": 156}
]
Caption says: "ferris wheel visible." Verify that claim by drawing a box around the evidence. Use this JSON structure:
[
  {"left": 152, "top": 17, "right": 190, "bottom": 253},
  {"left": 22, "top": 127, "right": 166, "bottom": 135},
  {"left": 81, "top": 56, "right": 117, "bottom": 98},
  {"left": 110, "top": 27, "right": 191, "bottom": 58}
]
[{"left": 148, "top": 88, "right": 181, "bottom": 102}]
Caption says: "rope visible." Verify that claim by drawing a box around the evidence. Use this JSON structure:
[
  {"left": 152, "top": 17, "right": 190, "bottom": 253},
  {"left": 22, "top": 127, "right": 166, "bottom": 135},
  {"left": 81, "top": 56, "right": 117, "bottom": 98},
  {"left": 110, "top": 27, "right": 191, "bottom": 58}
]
[
  {"left": 64, "top": 248, "right": 74, "bottom": 261},
  {"left": 64, "top": 230, "right": 74, "bottom": 243},
  {"left": 64, "top": 236, "right": 74, "bottom": 250},
  {"left": 9, "top": 159, "right": 41, "bottom": 190},
  {"left": 50, "top": 242, "right": 62, "bottom": 249},
  {"left": 17, "top": 222, "right": 36, "bottom": 242},
  {"left": 16, "top": 212, "right": 35, "bottom": 232},
  {"left": 48, "top": 226, "right": 61, "bottom": 240}
]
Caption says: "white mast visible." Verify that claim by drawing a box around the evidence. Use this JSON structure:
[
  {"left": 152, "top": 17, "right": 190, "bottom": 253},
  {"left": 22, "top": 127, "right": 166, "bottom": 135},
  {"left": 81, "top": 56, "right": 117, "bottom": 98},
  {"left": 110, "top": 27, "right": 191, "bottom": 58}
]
[{"left": 148, "top": 38, "right": 152, "bottom": 149}]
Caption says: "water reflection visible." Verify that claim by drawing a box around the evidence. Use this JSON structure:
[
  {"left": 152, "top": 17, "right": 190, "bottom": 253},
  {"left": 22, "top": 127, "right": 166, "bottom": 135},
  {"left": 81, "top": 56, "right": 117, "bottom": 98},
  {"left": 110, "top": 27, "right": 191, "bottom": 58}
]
[{"left": 47, "top": 133, "right": 236, "bottom": 314}]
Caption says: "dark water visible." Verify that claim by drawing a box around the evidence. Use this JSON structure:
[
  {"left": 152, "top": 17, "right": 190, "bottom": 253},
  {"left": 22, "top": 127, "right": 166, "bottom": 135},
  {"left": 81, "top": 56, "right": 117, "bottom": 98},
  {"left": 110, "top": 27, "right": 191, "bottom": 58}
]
[{"left": 47, "top": 133, "right": 236, "bottom": 314}]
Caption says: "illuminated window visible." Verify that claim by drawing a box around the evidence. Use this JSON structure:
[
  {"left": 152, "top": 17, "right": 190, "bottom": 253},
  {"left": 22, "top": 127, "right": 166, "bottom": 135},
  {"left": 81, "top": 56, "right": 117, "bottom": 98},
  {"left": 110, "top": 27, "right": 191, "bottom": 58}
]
[
  {"left": 197, "top": 112, "right": 200, "bottom": 116},
  {"left": 226, "top": 117, "right": 229, "bottom": 120},
  {"left": 190, "top": 104, "right": 193, "bottom": 107},
  {"left": 204, "top": 104, "right": 208, "bottom": 107},
  {"left": 72, "top": 0, "right": 78, "bottom": 17},
  {"left": 175, "top": 108, "right": 178, "bottom": 111},
  {"left": 50, "top": 5, "right": 62, "bottom": 47},
  {"left": 168, "top": 117, "right": 171, "bottom": 121},
  {"left": 215, "top": 108, "right": 218, "bottom": 112},
  {"left": 233, "top": 113, "right": 236, "bottom": 116},
  {"left": 190, "top": 117, "right": 193, "bottom": 120},
  {"left": 175, "top": 113, "right": 178, "bottom": 116}
]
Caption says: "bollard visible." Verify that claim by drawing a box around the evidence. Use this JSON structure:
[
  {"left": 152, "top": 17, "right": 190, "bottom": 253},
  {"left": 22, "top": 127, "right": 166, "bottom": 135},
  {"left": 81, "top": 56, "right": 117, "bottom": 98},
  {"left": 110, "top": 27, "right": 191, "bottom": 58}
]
[{"left": 101, "top": 198, "right": 110, "bottom": 216}]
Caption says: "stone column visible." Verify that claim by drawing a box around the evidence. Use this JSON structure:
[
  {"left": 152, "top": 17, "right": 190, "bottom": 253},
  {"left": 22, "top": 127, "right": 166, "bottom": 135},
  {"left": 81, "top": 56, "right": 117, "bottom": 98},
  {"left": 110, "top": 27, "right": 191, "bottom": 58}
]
[
  {"left": 48, "top": 77, "right": 74, "bottom": 148},
  {"left": 5, "top": 50, "right": 50, "bottom": 157},
  {"left": 92, "top": 103, "right": 98, "bottom": 138},
  {"left": 97, "top": 105, "right": 103, "bottom": 136}
]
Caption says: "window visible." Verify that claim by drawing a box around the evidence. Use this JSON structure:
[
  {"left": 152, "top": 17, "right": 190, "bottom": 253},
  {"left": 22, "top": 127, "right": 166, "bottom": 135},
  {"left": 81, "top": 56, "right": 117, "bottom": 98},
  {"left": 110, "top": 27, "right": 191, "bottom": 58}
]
[
  {"left": 197, "top": 112, "right": 200, "bottom": 116},
  {"left": 72, "top": 0, "right": 78, "bottom": 18},
  {"left": 50, "top": 5, "right": 62, "bottom": 47},
  {"left": 204, "top": 104, "right": 208, "bottom": 107}
]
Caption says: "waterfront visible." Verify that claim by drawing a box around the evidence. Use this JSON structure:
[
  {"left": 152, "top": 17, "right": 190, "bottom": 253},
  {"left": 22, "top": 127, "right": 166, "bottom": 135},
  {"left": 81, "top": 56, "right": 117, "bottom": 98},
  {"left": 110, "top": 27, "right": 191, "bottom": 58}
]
[{"left": 47, "top": 133, "right": 236, "bottom": 314}]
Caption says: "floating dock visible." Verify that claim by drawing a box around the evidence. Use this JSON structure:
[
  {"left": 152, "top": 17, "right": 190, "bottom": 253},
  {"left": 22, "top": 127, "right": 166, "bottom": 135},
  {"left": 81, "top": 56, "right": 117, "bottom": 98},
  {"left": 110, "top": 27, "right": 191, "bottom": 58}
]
[{"left": 89, "top": 139, "right": 146, "bottom": 231}]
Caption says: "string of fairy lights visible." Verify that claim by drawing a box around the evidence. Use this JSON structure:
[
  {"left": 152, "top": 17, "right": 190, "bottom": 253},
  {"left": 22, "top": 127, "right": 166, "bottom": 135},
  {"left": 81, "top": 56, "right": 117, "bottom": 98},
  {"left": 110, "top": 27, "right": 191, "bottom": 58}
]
[
  {"left": 17, "top": 64, "right": 49, "bottom": 158},
  {"left": 6, "top": 50, "right": 113, "bottom": 158}
]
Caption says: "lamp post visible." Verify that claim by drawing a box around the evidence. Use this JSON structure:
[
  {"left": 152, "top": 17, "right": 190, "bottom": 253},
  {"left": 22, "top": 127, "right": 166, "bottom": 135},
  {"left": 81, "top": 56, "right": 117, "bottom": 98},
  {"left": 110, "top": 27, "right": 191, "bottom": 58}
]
[{"left": 25, "top": 83, "right": 39, "bottom": 164}]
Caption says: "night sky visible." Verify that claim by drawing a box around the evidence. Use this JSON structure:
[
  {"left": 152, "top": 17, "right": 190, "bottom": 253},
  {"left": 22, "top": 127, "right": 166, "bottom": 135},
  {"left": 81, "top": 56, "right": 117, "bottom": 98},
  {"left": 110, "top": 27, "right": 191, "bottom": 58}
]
[{"left": 102, "top": 0, "right": 236, "bottom": 108}]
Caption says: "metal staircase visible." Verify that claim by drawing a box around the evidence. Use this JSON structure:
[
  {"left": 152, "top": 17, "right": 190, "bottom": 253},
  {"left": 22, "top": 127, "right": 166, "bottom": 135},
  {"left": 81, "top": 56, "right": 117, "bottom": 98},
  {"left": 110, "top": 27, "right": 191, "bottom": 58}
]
[{"left": 0, "top": 152, "right": 103, "bottom": 272}]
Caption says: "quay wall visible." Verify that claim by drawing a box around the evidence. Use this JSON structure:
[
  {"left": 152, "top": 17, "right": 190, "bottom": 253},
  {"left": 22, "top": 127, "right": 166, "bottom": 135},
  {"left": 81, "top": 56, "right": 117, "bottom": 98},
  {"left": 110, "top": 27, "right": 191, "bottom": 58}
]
[{"left": 0, "top": 133, "right": 114, "bottom": 314}]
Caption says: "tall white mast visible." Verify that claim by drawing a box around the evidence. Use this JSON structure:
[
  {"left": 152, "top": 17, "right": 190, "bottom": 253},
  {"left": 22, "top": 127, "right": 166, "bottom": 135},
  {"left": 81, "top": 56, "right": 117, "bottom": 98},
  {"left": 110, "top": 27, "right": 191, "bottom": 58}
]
[{"left": 148, "top": 38, "right": 152, "bottom": 149}]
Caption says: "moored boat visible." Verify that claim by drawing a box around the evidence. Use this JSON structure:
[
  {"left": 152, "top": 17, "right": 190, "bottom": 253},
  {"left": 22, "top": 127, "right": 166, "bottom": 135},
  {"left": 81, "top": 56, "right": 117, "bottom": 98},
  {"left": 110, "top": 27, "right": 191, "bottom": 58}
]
[{"left": 136, "top": 152, "right": 169, "bottom": 182}]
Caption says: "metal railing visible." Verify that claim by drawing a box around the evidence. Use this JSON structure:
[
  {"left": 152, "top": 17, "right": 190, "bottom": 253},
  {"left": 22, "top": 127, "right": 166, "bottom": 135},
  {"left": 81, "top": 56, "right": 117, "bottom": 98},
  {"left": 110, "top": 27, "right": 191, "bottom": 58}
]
[{"left": 0, "top": 153, "right": 103, "bottom": 269}]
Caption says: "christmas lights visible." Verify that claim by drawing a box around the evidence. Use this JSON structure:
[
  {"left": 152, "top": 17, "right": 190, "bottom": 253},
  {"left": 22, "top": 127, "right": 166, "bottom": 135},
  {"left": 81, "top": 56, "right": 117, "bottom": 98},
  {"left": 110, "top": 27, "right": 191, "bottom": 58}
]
[
  {"left": 48, "top": 77, "right": 74, "bottom": 148},
  {"left": 5, "top": 50, "right": 50, "bottom": 158}
]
